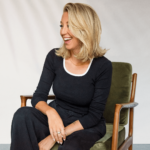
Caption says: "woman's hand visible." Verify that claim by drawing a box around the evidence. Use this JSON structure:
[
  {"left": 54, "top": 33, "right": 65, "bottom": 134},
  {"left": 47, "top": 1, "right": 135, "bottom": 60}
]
[
  {"left": 46, "top": 108, "right": 67, "bottom": 144},
  {"left": 38, "top": 134, "right": 56, "bottom": 150}
]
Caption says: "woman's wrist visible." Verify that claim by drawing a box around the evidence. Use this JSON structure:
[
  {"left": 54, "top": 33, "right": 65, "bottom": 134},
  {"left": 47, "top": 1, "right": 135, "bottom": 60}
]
[
  {"left": 64, "top": 126, "right": 72, "bottom": 137},
  {"left": 45, "top": 108, "right": 55, "bottom": 116},
  {"left": 64, "top": 120, "right": 83, "bottom": 137},
  {"left": 64, "top": 127, "right": 68, "bottom": 136}
]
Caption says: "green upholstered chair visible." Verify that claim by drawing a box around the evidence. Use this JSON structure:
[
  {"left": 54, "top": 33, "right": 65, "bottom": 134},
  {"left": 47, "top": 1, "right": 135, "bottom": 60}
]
[{"left": 20, "top": 62, "right": 138, "bottom": 150}]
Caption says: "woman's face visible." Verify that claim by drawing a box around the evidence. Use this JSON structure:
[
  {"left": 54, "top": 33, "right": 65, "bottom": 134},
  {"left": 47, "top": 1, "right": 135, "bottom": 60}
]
[{"left": 60, "top": 12, "right": 81, "bottom": 52}]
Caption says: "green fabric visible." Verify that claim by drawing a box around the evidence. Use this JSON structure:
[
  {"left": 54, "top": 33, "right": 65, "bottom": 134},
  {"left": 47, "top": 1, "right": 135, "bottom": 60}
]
[
  {"left": 51, "top": 143, "right": 59, "bottom": 150},
  {"left": 90, "top": 124, "right": 125, "bottom": 150},
  {"left": 103, "top": 62, "right": 132, "bottom": 125},
  {"left": 97, "top": 124, "right": 124, "bottom": 143}
]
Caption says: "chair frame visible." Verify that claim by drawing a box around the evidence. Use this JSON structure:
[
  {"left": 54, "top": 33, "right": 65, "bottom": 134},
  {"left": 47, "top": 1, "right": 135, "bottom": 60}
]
[{"left": 20, "top": 73, "right": 138, "bottom": 150}]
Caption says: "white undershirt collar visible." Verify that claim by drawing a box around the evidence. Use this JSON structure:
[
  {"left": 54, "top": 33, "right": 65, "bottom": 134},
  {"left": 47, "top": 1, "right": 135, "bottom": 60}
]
[{"left": 63, "top": 58, "right": 94, "bottom": 77}]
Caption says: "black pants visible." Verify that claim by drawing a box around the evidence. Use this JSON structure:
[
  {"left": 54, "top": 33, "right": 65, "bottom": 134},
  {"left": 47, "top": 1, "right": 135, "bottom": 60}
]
[{"left": 10, "top": 100, "right": 105, "bottom": 150}]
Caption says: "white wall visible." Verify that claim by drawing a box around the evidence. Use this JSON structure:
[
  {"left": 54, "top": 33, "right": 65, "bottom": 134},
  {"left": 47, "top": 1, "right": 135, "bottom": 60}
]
[{"left": 0, "top": 0, "right": 150, "bottom": 144}]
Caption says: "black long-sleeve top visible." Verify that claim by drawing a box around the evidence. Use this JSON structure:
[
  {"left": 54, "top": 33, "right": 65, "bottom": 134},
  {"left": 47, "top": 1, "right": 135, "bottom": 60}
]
[{"left": 31, "top": 48, "right": 112, "bottom": 129}]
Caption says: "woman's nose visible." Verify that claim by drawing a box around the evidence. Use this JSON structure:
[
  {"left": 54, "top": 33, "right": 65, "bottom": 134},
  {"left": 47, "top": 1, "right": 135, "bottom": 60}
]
[{"left": 61, "top": 26, "right": 68, "bottom": 35}]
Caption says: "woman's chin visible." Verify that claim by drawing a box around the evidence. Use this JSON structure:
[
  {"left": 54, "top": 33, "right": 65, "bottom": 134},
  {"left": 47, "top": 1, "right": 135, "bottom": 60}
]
[{"left": 65, "top": 45, "right": 72, "bottom": 50}]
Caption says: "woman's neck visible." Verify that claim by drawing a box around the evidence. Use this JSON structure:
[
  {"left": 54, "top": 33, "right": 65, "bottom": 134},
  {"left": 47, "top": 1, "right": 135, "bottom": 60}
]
[{"left": 69, "top": 49, "right": 90, "bottom": 66}]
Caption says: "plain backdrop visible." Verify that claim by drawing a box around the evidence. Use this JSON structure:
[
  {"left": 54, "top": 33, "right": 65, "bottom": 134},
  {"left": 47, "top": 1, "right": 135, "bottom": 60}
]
[{"left": 0, "top": 0, "right": 150, "bottom": 144}]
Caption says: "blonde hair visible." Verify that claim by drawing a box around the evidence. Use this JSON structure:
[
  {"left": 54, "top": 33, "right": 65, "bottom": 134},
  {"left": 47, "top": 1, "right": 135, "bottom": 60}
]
[{"left": 55, "top": 2, "right": 108, "bottom": 62}]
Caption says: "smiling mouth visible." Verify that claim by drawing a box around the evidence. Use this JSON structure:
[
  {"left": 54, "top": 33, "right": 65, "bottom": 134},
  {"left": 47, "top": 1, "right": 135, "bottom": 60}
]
[{"left": 64, "top": 39, "right": 72, "bottom": 44}]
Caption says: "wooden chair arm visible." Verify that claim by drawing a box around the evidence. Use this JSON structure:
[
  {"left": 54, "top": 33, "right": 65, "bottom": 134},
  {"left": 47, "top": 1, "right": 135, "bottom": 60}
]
[
  {"left": 111, "top": 102, "right": 138, "bottom": 150},
  {"left": 20, "top": 95, "right": 56, "bottom": 107},
  {"left": 117, "top": 102, "right": 138, "bottom": 109}
]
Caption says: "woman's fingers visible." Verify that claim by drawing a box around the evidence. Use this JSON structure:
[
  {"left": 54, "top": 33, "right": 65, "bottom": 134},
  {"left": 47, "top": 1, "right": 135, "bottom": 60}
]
[
  {"left": 57, "top": 133, "right": 63, "bottom": 144},
  {"left": 53, "top": 130, "right": 60, "bottom": 144},
  {"left": 49, "top": 126, "right": 59, "bottom": 143},
  {"left": 51, "top": 128, "right": 66, "bottom": 144},
  {"left": 60, "top": 128, "right": 66, "bottom": 141},
  {"left": 57, "top": 128, "right": 66, "bottom": 144},
  {"left": 50, "top": 129, "right": 55, "bottom": 142},
  {"left": 47, "top": 109, "right": 67, "bottom": 144}
]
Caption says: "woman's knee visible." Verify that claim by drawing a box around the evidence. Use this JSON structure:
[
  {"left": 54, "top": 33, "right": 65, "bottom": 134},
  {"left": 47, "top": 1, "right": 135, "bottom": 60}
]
[{"left": 13, "top": 107, "right": 34, "bottom": 122}]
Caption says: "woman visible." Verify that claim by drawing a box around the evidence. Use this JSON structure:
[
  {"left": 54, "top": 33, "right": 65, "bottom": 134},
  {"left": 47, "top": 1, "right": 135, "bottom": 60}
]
[{"left": 10, "top": 2, "right": 112, "bottom": 150}]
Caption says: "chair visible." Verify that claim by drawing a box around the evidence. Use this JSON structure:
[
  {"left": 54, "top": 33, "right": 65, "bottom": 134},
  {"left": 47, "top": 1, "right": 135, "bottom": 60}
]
[{"left": 20, "top": 62, "right": 138, "bottom": 150}]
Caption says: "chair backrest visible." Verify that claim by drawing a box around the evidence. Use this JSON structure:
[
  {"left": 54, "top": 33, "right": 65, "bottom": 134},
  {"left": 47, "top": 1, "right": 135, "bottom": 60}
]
[{"left": 103, "top": 62, "right": 132, "bottom": 125}]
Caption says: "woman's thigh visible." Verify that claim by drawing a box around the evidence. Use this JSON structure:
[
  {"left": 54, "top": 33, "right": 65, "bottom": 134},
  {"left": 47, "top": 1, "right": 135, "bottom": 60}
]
[
  {"left": 13, "top": 106, "right": 48, "bottom": 125},
  {"left": 11, "top": 106, "right": 50, "bottom": 143}
]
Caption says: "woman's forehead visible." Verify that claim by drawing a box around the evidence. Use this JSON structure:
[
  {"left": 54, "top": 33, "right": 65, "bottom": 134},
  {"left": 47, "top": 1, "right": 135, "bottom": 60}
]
[{"left": 61, "top": 12, "right": 69, "bottom": 23}]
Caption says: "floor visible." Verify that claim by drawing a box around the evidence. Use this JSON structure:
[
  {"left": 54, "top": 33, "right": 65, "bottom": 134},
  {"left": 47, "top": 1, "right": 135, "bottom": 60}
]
[{"left": 1, "top": 144, "right": 150, "bottom": 150}]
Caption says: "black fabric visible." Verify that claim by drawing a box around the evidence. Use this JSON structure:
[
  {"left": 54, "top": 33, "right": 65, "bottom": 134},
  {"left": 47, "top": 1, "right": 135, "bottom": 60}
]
[
  {"left": 31, "top": 48, "right": 112, "bottom": 130},
  {"left": 10, "top": 100, "right": 103, "bottom": 150}
]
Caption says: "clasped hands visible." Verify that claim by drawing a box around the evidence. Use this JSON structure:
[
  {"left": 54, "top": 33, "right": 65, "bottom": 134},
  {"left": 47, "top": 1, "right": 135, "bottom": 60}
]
[{"left": 38, "top": 108, "right": 67, "bottom": 150}]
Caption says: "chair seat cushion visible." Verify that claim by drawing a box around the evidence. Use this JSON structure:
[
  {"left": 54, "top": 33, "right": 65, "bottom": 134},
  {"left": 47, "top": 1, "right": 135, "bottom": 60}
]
[
  {"left": 51, "top": 123, "right": 125, "bottom": 150},
  {"left": 90, "top": 124, "right": 125, "bottom": 150}
]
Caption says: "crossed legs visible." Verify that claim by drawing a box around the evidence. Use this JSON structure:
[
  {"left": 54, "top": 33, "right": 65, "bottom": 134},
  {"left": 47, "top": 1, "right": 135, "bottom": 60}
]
[{"left": 10, "top": 106, "right": 101, "bottom": 150}]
